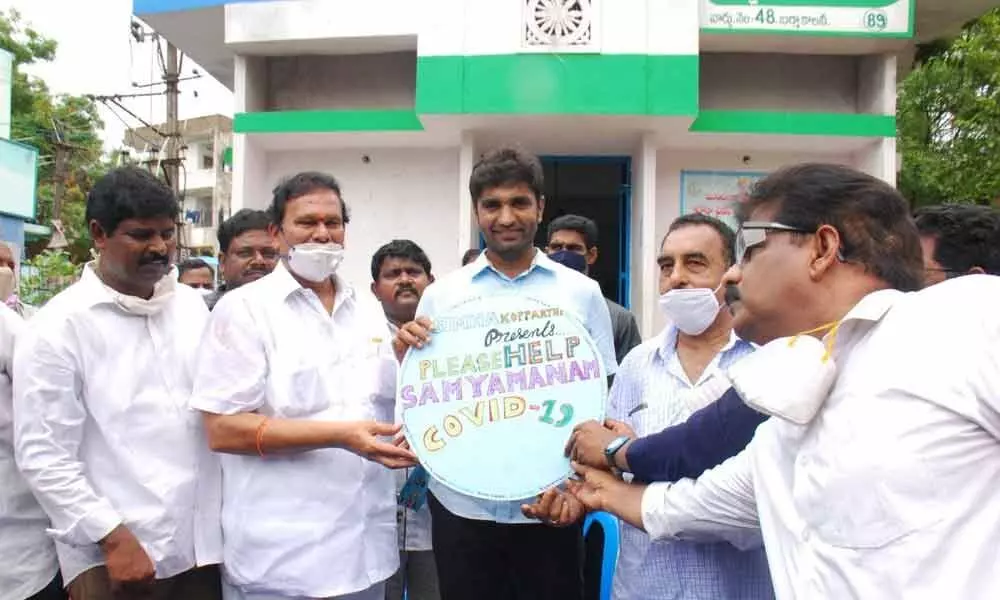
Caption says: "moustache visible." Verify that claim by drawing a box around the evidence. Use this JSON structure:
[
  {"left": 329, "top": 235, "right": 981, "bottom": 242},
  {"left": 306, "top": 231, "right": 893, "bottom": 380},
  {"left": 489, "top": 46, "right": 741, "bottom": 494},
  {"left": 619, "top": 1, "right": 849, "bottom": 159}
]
[
  {"left": 395, "top": 284, "right": 419, "bottom": 298},
  {"left": 724, "top": 284, "right": 741, "bottom": 315},
  {"left": 139, "top": 254, "right": 170, "bottom": 266}
]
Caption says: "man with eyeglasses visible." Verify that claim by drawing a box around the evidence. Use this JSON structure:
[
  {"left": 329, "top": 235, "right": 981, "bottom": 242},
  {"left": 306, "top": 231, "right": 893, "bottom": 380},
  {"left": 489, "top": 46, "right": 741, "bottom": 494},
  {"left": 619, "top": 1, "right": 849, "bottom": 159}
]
[
  {"left": 566, "top": 201, "right": 1000, "bottom": 487},
  {"left": 204, "top": 209, "right": 279, "bottom": 310},
  {"left": 561, "top": 163, "right": 1000, "bottom": 598},
  {"left": 914, "top": 204, "right": 1000, "bottom": 286}
]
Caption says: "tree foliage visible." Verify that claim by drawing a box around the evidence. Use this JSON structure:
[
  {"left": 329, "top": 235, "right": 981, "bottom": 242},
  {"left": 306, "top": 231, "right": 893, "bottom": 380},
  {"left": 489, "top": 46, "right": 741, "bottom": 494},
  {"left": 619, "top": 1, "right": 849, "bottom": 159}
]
[
  {"left": 898, "top": 9, "right": 1000, "bottom": 207},
  {"left": 1, "top": 9, "right": 106, "bottom": 262}
]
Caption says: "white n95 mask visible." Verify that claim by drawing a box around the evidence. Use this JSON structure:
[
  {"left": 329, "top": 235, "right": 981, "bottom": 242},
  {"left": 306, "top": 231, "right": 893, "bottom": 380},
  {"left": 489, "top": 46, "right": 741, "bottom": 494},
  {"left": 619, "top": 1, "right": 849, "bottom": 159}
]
[
  {"left": 727, "top": 321, "right": 841, "bottom": 426},
  {"left": 287, "top": 243, "right": 345, "bottom": 282}
]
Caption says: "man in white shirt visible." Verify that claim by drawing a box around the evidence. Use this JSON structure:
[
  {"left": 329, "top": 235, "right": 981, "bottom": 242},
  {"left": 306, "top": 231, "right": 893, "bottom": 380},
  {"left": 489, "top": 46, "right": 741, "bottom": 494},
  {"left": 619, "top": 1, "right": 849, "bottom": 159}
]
[
  {"left": 369, "top": 240, "right": 440, "bottom": 600},
  {"left": 13, "top": 167, "right": 222, "bottom": 600},
  {"left": 565, "top": 163, "right": 1000, "bottom": 598},
  {"left": 191, "top": 172, "right": 416, "bottom": 600},
  {"left": 1, "top": 303, "right": 64, "bottom": 600}
]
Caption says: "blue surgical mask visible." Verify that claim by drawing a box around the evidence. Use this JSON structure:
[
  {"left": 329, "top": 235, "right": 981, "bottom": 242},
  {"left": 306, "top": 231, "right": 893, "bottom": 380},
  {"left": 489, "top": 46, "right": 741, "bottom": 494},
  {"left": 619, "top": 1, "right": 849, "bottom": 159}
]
[{"left": 548, "top": 250, "right": 587, "bottom": 273}]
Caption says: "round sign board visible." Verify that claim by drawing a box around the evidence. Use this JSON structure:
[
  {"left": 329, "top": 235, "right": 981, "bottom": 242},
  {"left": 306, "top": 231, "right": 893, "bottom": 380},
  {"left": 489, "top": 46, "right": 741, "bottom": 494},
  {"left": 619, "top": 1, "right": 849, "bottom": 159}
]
[{"left": 398, "top": 295, "right": 608, "bottom": 501}]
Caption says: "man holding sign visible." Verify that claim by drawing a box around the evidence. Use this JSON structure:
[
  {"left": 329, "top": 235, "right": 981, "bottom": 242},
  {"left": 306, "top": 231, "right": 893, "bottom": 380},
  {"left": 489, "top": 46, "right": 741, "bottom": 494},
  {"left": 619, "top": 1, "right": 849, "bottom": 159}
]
[{"left": 394, "top": 148, "right": 618, "bottom": 600}]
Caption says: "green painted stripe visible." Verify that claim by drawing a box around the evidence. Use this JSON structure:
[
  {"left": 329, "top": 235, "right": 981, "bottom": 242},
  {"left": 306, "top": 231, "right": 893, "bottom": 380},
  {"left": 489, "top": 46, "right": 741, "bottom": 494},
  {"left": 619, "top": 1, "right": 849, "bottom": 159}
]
[
  {"left": 691, "top": 110, "right": 896, "bottom": 137},
  {"left": 417, "top": 54, "right": 698, "bottom": 116},
  {"left": 233, "top": 110, "right": 424, "bottom": 133},
  {"left": 221, "top": 146, "right": 232, "bottom": 167}
]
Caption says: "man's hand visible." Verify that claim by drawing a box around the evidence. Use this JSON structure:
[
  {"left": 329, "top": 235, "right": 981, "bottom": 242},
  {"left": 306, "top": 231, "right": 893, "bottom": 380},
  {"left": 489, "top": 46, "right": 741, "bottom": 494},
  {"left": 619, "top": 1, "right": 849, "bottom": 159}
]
[
  {"left": 564, "top": 419, "right": 636, "bottom": 469},
  {"left": 564, "top": 461, "right": 630, "bottom": 513},
  {"left": 521, "top": 487, "right": 587, "bottom": 527},
  {"left": 606, "top": 418, "right": 636, "bottom": 438},
  {"left": 344, "top": 422, "right": 418, "bottom": 469},
  {"left": 100, "top": 525, "right": 155, "bottom": 591},
  {"left": 393, "top": 317, "right": 433, "bottom": 362}
]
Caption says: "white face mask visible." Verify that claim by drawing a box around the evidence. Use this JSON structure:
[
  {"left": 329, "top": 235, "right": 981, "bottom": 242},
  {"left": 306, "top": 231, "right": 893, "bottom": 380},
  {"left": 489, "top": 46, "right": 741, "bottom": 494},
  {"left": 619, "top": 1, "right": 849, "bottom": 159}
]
[
  {"left": 105, "top": 265, "right": 178, "bottom": 317},
  {"left": 286, "top": 242, "right": 344, "bottom": 282},
  {"left": 727, "top": 321, "right": 841, "bottom": 426},
  {"left": 0, "top": 266, "right": 15, "bottom": 301},
  {"left": 196, "top": 287, "right": 214, "bottom": 297},
  {"left": 658, "top": 283, "right": 723, "bottom": 335}
]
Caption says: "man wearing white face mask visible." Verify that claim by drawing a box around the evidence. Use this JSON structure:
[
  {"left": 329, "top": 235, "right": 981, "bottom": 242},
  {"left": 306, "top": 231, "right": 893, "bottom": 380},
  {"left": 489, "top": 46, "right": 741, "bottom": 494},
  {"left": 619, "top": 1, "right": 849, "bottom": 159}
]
[
  {"left": 191, "top": 171, "right": 417, "bottom": 600},
  {"left": 564, "top": 214, "right": 773, "bottom": 600},
  {"left": 14, "top": 167, "right": 223, "bottom": 600}
]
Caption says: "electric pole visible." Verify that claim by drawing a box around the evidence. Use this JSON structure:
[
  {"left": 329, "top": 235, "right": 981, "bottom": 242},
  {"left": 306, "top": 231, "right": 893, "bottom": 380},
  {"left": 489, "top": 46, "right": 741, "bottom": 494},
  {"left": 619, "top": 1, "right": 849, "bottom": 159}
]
[
  {"left": 163, "top": 41, "right": 185, "bottom": 260},
  {"left": 52, "top": 142, "right": 69, "bottom": 222}
]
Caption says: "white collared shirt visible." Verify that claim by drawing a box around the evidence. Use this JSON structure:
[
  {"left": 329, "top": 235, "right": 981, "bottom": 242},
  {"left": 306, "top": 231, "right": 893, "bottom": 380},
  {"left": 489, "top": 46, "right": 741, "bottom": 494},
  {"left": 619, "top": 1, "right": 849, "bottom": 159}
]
[
  {"left": 1, "top": 304, "right": 59, "bottom": 599},
  {"left": 641, "top": 275, "right": 1000, "bottom": 599},
  {"left": 13, "top": 265, "right": 221, "bottom": 586},
  {"left": 191, "top": 262, "right": 399, "bottom": 598}
]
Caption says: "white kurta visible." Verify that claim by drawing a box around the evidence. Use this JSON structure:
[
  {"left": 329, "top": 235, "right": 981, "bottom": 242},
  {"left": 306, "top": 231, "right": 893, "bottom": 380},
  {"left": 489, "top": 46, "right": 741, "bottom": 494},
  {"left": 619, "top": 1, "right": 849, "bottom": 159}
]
[
  {"left": 13, "top": 265, "right": 222, "bottom": 585},
  {"left": 191, "top": 262, "right": 399, "bottom": 598},
  {"left": 641, "top": 275, "right": 1000, "bottom": 599},
  {"left": 0, "top": 304, "right": 59, "bottom": 599}
]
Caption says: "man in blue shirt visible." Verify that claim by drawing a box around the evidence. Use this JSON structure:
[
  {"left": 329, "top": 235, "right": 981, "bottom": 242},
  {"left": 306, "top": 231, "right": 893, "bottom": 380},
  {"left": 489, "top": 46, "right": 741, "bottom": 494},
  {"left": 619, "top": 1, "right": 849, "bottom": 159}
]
[{"left": 393, "top": 148, "right": 618, "bottom": 600}]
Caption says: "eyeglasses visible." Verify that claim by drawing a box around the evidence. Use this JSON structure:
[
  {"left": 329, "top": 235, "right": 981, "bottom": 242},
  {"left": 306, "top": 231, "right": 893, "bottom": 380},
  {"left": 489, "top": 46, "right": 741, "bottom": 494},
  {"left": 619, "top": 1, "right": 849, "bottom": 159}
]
[{"left": 736, "top": 221, "right": 814, "bottom": 264}]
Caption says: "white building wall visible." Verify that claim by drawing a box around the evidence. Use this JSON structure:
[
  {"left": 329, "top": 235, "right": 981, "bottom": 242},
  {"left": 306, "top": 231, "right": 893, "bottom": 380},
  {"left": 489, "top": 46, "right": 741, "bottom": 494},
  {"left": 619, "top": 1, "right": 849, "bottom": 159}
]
[
  {"left": 264, "top": 148, "right": 462, "bottom": 288},
  {"left": 227, "top": 0, "right": 699, "bottom": 57}
]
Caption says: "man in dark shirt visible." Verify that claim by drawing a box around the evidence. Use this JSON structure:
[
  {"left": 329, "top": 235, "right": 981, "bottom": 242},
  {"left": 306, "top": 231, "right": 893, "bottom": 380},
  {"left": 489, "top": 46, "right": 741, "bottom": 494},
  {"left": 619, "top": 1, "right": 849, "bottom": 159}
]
[
  {"left": 545, "top": 214, "right": 642, "bottom": 365},
  {"left": 204, "top": 209, "right": 278, "bottom": 310}
]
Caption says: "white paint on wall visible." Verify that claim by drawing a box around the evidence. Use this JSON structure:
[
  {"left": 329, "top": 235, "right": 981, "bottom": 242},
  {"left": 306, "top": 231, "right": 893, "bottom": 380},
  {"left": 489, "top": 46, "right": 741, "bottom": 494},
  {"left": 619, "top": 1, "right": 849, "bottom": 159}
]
[{"left": 226, "top": 0, "right": 698, "bottom": 58}]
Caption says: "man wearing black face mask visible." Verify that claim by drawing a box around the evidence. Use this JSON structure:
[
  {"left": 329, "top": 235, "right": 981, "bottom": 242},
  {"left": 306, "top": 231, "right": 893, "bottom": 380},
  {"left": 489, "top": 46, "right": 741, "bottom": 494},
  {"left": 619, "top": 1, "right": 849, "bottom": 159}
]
[{"left": 545, "top": 215, "right": 641, "bottom": 365}]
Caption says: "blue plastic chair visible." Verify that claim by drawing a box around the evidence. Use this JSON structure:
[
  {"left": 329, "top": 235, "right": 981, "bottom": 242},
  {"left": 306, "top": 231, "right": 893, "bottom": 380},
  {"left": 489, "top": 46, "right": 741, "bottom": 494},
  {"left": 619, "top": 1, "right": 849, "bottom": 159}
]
[{"left": 584, "top": 511, "right": 620, "bottom": 600}]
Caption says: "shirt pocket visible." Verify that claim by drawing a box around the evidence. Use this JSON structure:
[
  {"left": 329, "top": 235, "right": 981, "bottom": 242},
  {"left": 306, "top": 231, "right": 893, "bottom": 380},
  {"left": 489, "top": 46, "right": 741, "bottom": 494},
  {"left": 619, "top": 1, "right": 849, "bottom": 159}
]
[
  {"left": 275, "top": 360, "right": 333, "bottom": 419},
  {"left": 794, "top": 443, "right": 941, "bottom": 549}
]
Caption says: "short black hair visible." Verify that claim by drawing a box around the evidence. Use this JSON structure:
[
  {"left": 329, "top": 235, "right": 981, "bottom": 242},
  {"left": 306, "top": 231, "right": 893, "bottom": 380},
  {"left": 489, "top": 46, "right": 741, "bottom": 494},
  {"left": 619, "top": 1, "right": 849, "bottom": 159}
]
[
  {"left": 218, "top": 209, "right": 271, "bottom": 253},
  {"left": 739, "top": 163, "right": 923, "bottom": 292},
  {"left": 178, "top": 257, "right": 213, "bottom": 276},
  {"left": 461, "top": 249, "right": 481, "bottom": 266},
  {"left": 371, "top": 239, "right": 433, "bottom": 281},
  {"left": 86, "top": 166, "right": 179, "bottom": 235},
  {"left": 665, "top": 214, "right": 737, "bottom": 267},
  {"left": 914, "top": 204, "right": 1000, "bottom": 275},
  {"left": 269, "top": 171, "right": 351, "bottom": 226},
  {"left": 548, "top": 214, "right": 599, "bottom": 248},
  {"left": 469, "top": 148, "right": 544, "bottom": 204}
]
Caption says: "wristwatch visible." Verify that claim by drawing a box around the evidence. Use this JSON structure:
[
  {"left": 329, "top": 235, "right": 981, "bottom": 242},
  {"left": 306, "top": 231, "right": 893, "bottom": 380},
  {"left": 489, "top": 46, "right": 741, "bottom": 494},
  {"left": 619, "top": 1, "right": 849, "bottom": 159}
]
[{"left": 603, "top": 435, "right": 630, "bottom": 470}]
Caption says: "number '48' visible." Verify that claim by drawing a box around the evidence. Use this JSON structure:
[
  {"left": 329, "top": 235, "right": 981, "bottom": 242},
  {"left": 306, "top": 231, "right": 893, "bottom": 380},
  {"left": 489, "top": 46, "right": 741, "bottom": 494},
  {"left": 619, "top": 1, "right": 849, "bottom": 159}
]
[{"left": 755, "top": 9, "right": 776, "bottom": 25}]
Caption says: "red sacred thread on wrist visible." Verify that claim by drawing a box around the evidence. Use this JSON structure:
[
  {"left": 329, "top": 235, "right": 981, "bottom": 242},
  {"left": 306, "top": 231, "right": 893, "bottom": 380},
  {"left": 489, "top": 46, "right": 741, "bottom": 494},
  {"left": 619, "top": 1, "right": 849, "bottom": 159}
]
[{"left": 256, "top": 417, "right": 271, "bottom": 458}]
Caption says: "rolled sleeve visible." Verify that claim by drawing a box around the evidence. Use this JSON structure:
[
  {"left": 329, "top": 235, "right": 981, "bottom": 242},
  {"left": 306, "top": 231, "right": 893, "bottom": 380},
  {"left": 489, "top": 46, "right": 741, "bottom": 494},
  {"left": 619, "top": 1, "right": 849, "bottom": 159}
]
[
  {"left": 13, "top": 332, "right": 123, "bottom": 547},
  {"left": 190, "top": 295, "right": 267, "bottom": 415}
]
